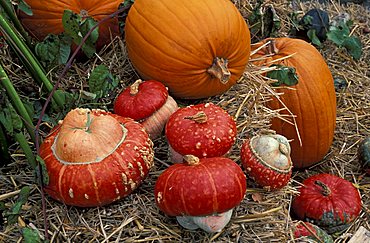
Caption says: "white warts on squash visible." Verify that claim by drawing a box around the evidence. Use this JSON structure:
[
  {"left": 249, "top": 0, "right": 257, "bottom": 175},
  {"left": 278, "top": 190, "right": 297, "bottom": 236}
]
[{"left": 69, "top": 188, "right": 74, "bottom": 198}]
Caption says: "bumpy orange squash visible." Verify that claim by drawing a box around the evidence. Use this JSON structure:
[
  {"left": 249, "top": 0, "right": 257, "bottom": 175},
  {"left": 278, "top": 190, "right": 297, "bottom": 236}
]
[
  {"left": 251, "top": 38, "right": 336, "bottom": 168},
  {"left": 125, "top": 0, "right": 251, "bottom": 99},
  {"left": 39, "top": 108, "right": 154, "bottom": 207}
]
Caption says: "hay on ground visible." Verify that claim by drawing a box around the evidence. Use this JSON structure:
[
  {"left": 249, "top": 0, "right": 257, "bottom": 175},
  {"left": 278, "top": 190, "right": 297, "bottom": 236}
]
[{"left": 0, "top": 0, "right": 369, "bottom": 242}]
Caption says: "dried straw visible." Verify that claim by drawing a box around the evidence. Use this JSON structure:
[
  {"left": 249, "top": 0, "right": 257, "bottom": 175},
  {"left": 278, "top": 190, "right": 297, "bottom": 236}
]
[{"left": 0, "top": 0, "right": 369, "bottom": 242}]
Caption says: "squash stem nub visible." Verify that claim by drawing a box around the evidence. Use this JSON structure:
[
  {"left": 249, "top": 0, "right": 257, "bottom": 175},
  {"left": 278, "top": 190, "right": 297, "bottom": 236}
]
[
  {"left": 314, "top": 180, "right": 331, "bottom": 196},
  {"left": 207, "top": 57, "right": 231, "bottom": 84},
  {"left": 267, "top": 39, "right": 279, "bottom": 55}
]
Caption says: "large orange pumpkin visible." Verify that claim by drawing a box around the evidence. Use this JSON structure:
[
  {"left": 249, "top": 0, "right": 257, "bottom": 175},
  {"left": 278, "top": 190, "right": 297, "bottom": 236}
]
[
  {"left": 19, "top": 0, "right": 123, "bottom": 49},
  {"left": 251, "top": 38, "right": 336, "bottom": 168},
  {"left": 125, "top": 0, "right": 251, "bottom": 99}
]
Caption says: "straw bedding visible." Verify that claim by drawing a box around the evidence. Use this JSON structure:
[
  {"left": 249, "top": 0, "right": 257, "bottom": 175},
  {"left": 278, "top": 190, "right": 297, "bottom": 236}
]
[{"left": 0, "top": 0, "right": 369, "bottom": 242}]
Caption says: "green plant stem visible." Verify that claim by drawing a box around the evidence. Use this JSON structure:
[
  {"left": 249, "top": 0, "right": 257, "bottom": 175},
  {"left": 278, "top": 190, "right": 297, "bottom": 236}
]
[
  {"left": 0, "top": 13, "right": 65, "bottom": 109},
  {"left": 0, "top": 0, "right": 33, "bottom": 48},
  {"left": 0, "top": 124, "right": 10, "bottom": 165},
  {"left": 0, "top": 63, "right": 36, "bottom": 143},
  {"left": 14, "top": 131, "right": 36, "bottom": 169}
]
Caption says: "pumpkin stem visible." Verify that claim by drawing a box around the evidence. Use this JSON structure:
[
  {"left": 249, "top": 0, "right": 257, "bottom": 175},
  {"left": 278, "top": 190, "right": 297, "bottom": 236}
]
[
  {"left": 80, "top": 9, "right": 89, "bottom": 18},
  {"left": 84, "top": 111, "right": 92, "bottom": 133},
  {"left": 183, "top": 155, "right": 200, "bottom": 166},
  {"left": 279, "top": 143, "right": 289, "bottom": 156},
  {"left": 266, "top": 39, "right": 279, "bottom": 55},
  {"left": 184, "top": 111, "right": 208, "bottom": 123},
  {"left": 130, "top": 79, "right": 142, "bottom": 95},
  {"left": 314, "top": 180, "right": 331, "bottom": 196},
  {"left": 207, "top": 57, "right": 231, "bottom": 84}
]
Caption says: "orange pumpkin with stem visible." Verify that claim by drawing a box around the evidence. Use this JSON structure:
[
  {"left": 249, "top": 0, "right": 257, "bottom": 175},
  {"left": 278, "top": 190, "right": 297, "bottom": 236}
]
[
  {"left": 251, "top": 38, "right": 336, "bottom": 168},
  {"left": 125, "top": 0, "right": 251, "bottom": 99}
]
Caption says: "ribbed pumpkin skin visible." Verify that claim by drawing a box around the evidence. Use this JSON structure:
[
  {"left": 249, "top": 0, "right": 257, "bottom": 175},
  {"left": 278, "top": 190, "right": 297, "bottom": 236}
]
[
  {"left": 19, "top": 0, "right": 122, "bottom": 49},
  {"left": 125, "top": 0, "right": 251, "bottom": 99},
  {"left": 251, "top": 38, "right": 336, "bottom": 168},
  {"left": 154, "top": 157, "right": 246, "bottom": 216}
]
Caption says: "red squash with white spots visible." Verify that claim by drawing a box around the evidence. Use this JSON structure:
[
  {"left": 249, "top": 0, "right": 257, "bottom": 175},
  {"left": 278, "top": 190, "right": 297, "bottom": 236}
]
[
  {"left": 39, "top": 108, "right": 154, "bottom": 207},
  {"left": 113, "top": 79, "right": 178, "bottom": 139},
  {"left": 154, "top": 155, "right": 246, "bottom": 232},
  {"left": 240, "top": 132, "right": 293, "bottom": 190},
  {"left": 165, "top": 103, "right": 236, "bottom": 162},
  {"left": 291, "top": 173, "right": 362, "bottom": 233}
]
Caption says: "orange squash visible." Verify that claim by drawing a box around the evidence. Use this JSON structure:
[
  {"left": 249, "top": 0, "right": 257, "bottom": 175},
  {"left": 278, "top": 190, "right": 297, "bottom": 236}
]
[
  {"left": 19, "top": 0, "right": 123, "bottom": 49},
  {"left": 125, "top": 0, "right": 251, "bottom": 99},
  {"left": 251, "top": 38, "right": 336, "bottom": 168}
]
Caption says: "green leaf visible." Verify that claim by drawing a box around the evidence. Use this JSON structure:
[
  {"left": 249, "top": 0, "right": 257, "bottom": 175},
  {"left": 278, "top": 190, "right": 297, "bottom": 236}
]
[
  {"left": 9, "top": 105, "right": 23, "bottom": 131},
  {"left": 80, "top": 17, "right": 99, "bottom": 45},
  {"left": 123, "top": 0, "right": 135, "bottom": 8},
  {"left": 307, "top": 29, "right": 322, "bottom": 47},
  {"left": 342, "top": 36, "right": 362, "bottom": 60},
  {"left": 288, "top": 12, "right": 300, "bottom": 30},
  {"left": 302, "top": 14, "right": 313, "bottom": 26},
  {"left": 18, "top": 0, "right": 33, "bottom": 16},
  {"left": 35, "top": 33, "right": 72, "bottom": 66},
  {"left": 62, "top": 10, "right": 82, "bottom": 43},
  {"left": 35, "top": 156, "right": 49, "bottom": 186},
  {"left": 79, "top": 17, "right": 98, "bottom": 57},
  {"left": 267, "top": 65, "right": 299, "bottom": 87},
  {"left": 23, "top": 100, "right": 35, "bottom": 121},
  {"left": 62, "top": 10, "right": 98, "bottom": 58},
  {"left": 0, "top": 107, "right": 14, "bottom": 134},
  {"left": 327, "top": 21, "right": 350, "bottom": 46},
  {"left": 32, "top": 101, "right": 58, "bottom": 125},
  {"left": 5, "top": 186, "right": 30, "bottom": 225},
  {"left": 22, "top": 227, "right": 42, "bottom": 243},
  {"left": 88, "top": 65, "right": 118, "bottom": 99},
  {"left": 0, "top": 201, "right": 5, "bottom": 211},
  {"left": 326, "top": 20, "right": 362, "bottom": 60},
  {"left": 50, "top": 89, "right": 73, "bottom": 113},
  {"left": 0, "top": 104, "right": 23, "bottom": 134}
]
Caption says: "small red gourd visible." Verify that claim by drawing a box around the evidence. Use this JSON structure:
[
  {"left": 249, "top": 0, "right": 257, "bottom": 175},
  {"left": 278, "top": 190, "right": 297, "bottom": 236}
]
[
  {"left": 19, "top": 0, "right": 123, "bottom": 50},
  {"left": 125, "top": 0, "right": 251, "bottom": 99},
  {"left": 165, "top": 103, "right": 236, "bottom": 162},
  {"left": 39, "top": 108, "right": 154, "bottom": 207},
  {"left": 251, "top": 38, "right": 336, "bottom": 168},
  {"left": 113, "top": 79, "right": 178, "bottom": 139},
  {"left": 291, "top": 173, "right": 362, "bottom": 233},
  {"left": 154, "top": 155, "right": 246, "bottom": 232},
  {"left": 293, "top": 221, "right": 333, "bottom": 243},
  {"left": 240, "top": 131, "right": 293, "bottom": 190}
]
